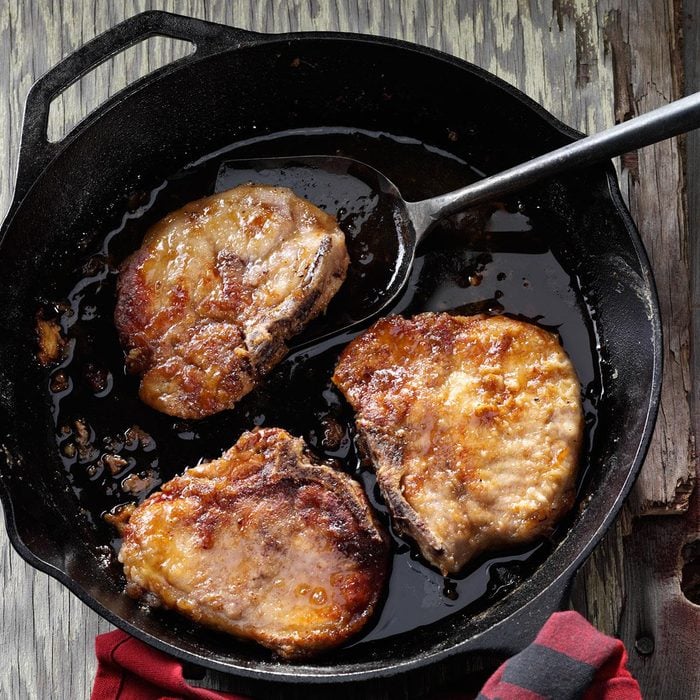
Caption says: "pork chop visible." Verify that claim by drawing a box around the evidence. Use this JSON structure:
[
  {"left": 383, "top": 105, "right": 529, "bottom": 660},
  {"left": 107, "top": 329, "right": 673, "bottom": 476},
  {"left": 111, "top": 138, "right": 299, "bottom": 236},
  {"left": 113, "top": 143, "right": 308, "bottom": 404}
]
[
  {"left": 115, "top": 427, "right": 389, "bottom": 659},
  {"left": 115, "top": 184, "right": 349, "bottom": 419},
  {"left": 332, "top": 313, "right": 584, "bottom": 575}
]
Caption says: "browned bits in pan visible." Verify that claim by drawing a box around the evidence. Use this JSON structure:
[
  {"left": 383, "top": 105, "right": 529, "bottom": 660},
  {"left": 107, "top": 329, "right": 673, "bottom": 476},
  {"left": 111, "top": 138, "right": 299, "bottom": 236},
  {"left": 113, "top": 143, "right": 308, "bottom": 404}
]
[{"left": 36, "top": 315, "right": 65, "bottom": 366}]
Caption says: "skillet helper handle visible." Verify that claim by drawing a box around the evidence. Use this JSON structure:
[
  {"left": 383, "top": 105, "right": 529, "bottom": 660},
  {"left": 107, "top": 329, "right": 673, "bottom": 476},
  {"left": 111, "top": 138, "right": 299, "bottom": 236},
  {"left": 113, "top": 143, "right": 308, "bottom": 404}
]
[{"left": 14, "top": 10, "right": 263, "bottom": 203}]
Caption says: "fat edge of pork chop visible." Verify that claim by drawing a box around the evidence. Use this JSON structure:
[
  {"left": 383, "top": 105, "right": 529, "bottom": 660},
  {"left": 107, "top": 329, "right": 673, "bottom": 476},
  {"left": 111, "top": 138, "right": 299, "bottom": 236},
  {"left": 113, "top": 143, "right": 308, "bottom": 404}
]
[
  {"left": 115, "top": 184, "right": 349, "bottom": 419},
  {"left": 332, "top": 313, "right": 584, "bottom": 575},
  {"left": 113, "top": 427, "right": 390, "bottom": 659}
]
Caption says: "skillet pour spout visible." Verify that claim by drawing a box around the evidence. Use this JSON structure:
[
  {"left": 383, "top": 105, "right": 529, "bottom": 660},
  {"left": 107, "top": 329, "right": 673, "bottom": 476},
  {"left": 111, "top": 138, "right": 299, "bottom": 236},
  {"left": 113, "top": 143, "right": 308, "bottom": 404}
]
[{"left": 0, "top": 10, "right": 662, "bottom": 690}]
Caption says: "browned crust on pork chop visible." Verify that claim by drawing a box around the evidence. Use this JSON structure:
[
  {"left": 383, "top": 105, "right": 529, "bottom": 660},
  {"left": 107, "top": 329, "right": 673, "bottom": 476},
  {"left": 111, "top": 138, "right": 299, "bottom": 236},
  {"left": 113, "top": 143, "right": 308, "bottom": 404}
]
[
  {"left": 115, "top": 185, "right": 348, "bottom": 419},
  {"left": 332, "top": 313, "right": 584, "bottom": 575},
  {"left": 117, "top": 427, "right": 389, "bottom": 659}
]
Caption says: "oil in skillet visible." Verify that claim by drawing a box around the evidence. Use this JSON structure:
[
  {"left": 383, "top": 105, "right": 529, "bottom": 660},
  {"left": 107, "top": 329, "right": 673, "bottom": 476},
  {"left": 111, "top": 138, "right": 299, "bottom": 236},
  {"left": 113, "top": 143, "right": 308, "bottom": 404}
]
[{"left": 46, "top": 126, "right": 601, "bottom": 645}]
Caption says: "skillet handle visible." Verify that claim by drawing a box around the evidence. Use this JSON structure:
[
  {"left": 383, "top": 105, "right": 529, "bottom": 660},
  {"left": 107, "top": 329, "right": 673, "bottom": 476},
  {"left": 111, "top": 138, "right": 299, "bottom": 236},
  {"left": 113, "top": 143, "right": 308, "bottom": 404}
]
[{"left": 13, "top": 11, "right": 264, "bottom": 204}]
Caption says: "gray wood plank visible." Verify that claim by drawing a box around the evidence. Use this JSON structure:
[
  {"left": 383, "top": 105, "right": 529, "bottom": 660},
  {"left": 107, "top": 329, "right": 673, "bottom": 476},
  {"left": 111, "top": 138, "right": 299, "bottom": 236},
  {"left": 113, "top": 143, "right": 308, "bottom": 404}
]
[
  {"left": 688, "top": 0, "right": 700, "bottom": 442},
  {"left": 0, "top": 1, "right": 696, "bottom": 698}
]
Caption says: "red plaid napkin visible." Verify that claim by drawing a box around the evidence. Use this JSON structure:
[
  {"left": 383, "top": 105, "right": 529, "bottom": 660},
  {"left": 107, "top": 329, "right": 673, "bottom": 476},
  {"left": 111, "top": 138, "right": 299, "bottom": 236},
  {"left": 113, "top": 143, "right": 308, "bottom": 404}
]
[{"left": 91, "top": 611, "right": 641, "bottom": 699}]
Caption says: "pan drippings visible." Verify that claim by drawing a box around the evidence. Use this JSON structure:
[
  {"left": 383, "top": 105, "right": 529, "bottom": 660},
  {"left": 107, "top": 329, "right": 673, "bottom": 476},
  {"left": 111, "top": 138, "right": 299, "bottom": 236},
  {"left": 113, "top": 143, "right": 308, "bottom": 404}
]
[{"left": 47, "top": 127, "right": 601, "bottom": 646}]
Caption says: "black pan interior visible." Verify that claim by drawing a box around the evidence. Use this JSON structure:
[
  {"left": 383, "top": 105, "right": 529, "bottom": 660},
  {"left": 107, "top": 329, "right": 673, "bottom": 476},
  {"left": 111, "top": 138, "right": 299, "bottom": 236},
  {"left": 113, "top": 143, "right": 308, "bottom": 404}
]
[{"left": 0, "top": 35, "right": 660, "bottom": 682}]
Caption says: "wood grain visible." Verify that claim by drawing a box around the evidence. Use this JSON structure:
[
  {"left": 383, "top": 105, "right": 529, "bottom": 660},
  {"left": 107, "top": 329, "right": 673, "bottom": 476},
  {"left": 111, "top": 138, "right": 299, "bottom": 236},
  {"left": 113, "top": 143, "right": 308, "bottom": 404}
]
[{"left": 0, "top": 1, "right": 696, "bottom": 698}]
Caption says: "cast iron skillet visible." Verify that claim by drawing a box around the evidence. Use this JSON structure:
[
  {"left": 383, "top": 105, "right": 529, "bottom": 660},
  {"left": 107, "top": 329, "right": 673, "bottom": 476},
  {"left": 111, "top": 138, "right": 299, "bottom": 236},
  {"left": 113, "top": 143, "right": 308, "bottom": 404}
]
[{"left": 0, "top": 10, "right": 661, "bottom": 691}]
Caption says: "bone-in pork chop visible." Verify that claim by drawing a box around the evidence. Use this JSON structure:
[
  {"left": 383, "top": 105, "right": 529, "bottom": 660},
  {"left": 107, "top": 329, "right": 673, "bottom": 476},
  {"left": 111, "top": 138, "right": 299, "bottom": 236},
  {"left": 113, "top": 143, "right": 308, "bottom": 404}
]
[
  {"left": 332, "top": 313, "right": 583, "bottom": 575},
  {"left": 115, "top": 427, "right": 389, "bottom": 659},
  {"left": 115, "top": 185, "right": 349, "bottom": 419}
]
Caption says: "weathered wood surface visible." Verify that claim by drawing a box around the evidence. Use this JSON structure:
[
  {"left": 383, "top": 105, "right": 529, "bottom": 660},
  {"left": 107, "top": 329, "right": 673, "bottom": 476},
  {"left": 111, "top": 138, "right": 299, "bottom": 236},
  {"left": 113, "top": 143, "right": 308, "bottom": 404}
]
[{"left": 0, "top": 1, "right": 697, "bottom": 698}]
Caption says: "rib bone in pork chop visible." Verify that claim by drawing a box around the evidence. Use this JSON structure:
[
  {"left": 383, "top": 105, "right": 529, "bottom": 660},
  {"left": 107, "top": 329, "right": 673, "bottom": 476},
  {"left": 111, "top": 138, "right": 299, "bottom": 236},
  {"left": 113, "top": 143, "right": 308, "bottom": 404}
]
[
  {"left": 115, "top": 185, "right": 349, "bottom": 419},
  {"left": 333, "top": 313, "right": 584, "bottom": 575},
  {"left": 115, "top": 427, "right": 389, "bottom": 659}
]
